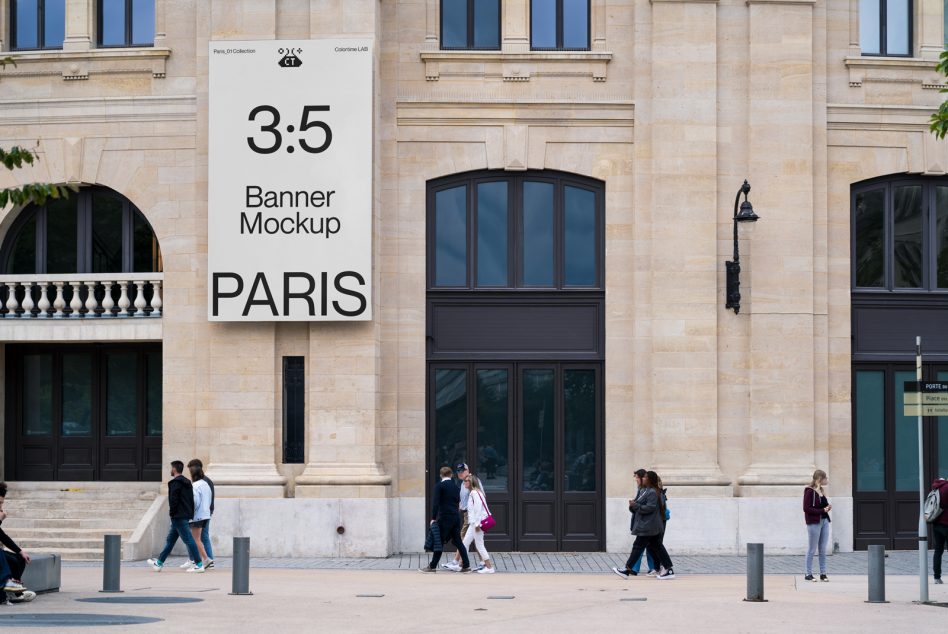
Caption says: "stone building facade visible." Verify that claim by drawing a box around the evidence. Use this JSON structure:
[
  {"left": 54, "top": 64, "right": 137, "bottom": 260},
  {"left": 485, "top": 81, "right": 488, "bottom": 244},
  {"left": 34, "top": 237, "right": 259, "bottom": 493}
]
[{"left": 1, "top": 0, "right": 946, "bottom": 557}]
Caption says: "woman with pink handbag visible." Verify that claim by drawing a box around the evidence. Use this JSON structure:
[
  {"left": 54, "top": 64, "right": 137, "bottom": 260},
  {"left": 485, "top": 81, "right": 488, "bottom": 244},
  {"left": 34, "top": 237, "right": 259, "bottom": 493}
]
[{"left": 463, "top": 475, "right": 495, "bottom": 574}]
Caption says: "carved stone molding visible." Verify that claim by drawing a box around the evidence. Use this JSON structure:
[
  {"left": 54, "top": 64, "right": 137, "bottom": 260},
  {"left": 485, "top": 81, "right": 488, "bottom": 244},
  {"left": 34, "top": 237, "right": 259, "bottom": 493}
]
[
  {"left": 0, "top": 48, "right": 171, "bottom": 82},
  {"left": 844, "top": 56, "right": 943, "bottom": 89},
  {"left": 419, "top": 51, "right": 612, "bottom": 83}
]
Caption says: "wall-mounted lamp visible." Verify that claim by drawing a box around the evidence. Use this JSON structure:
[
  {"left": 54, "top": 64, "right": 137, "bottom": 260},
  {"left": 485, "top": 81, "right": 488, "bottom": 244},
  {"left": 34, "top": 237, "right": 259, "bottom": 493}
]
[{"left": 725, "top": 179, "right": 759, "bottom": 314}]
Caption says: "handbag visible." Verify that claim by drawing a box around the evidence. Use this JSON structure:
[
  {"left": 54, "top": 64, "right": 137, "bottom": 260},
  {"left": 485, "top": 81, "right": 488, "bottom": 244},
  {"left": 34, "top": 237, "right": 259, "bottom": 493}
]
[{"left": 476, "top": 491, "right": 496, "bottom": 532}]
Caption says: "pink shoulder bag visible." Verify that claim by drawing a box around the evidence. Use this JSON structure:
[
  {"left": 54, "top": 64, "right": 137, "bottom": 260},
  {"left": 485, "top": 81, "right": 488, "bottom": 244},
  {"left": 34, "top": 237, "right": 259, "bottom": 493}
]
[{"left": 477, "top": 491, "right": 496, "bottom": 532}]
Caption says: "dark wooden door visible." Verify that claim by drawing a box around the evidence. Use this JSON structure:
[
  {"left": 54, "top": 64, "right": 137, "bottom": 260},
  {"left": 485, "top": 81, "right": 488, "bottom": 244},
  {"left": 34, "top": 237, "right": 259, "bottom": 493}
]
[
  {"left": 853, "top": 363, "right": 944, "bottom": 549},
  {"left": 6, "top": 343, "right": 162, "bottom": 481}
]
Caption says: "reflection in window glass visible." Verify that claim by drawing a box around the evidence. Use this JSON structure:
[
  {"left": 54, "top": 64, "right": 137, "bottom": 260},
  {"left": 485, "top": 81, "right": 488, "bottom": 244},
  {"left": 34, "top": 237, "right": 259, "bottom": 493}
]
[
  {"left": 435, "top": 186, "right": 468, "bottom": 286},
  {"left": 477, "top": 182, "right": 508, "bottom": 286},
  {"left": 531, "top": 0, "right": 557, "bottom": 49},
  {"left": 131, "top": 0, "right": 155, "bottom": 45},
  {"left": 564, "top": 370, "right": 595, "bottom": 492},
  {"left": 894, "top": 371, "right": 919, "bottom": 491},
  {"left": 92, "top": 193, "right": 124, "bottom": 273},
  {"left": 46, "top": 197, "right": 78, "bottom": 274},
  {"left": 14, "top": 0, "right": 39, "bottom": 49},
  {"left": 473, "top": 0, "right": 501, "bottom": 49},
  {"left": 563, "top": 0, "right": 589, "bottom": 49},
  {"left": 565, "top": 186, "right": 596, "bottom": 285},
  {"left": 146, "top": 352, "right": 162, "bottom": 436},
  {"left": 101, "top": 0, "right": 127, "bottom": 46},
  {"left": 44, "top": 0, "right": 66, "bottom": 48},
  {"left": 522, "top": 369, "right": 554, "bottom": 491},
  {"left": 893, "top": 185, "right": 922, "bottom": 288},
  {"left": 938, "top": 372, "right": 948, "bottom": 481},
  {"left": 859, "top": 0, "right": 881, "bottom": 54},
  {"left": 23, "top": 353, "right": 53, "bottom": 436},
  {"left": 62, "top": 354, "right": 93, "bottom": 437},
  {"left": 9, "top": 216, "right": 37, "bottom": 274},
  {"left": 435, "top": 369, "right": 468, "bottom": 471},
  {"left": 476, "top": 369, "right": 508, "bottom": 492},
  {"left": 523, "top": 182, "right": 555, "bottom": 286},
  {"left": 441, "top": 0, "right": 467, "bottom": 48},
  {"left": 855, "top": 371, "right": 885, "bottom": 492},
  {"left": 885, "top": 0, "right": 910, "bottom": 55},
  {"left": 854, "top": 188, "right": 884, "bottom": 287},
  {"left": 936, "top": 187, "right": 948, "bottom": 288},
  {"left": 134, "top": 210, "right": 162, "bottom": 272},
  {"left": 107, "top": 353, "right": 137, "bottom": 436}
]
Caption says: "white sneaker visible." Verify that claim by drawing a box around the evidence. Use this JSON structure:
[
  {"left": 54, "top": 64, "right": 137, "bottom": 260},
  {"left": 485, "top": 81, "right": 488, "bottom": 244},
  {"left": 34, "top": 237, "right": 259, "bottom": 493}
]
[
  {"left": 476, "top": 566, "right": 496, "bottom": 574},
  {"left": 445, "top": 561, "right": 461, "bottom": 571},
  {"left": 646, "top": 569, "right": 658, "bottom": 577},
  {"left": 9, "top": 590, "right": 36, "bottom": 603},
  {"left": 657, "top": 568, "right": 676, "bottom": 580},
  {"left": 179, "top": 560, "right": 195, "bottom": 569},
  {"left": 186, "top": 563, "right": 205, "bottom": 574},
  {"left": 146, "top": 558, "right": 163, "bottom": 571},
  {"left": 1, "top": 581, "right": 25, "bottom": 593}
]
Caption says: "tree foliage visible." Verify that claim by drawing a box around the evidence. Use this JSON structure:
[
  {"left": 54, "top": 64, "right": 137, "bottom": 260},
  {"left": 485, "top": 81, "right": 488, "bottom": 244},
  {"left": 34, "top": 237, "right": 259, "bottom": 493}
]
[{"left": 930, "top": 50, "right": 948, "bottom": 139}]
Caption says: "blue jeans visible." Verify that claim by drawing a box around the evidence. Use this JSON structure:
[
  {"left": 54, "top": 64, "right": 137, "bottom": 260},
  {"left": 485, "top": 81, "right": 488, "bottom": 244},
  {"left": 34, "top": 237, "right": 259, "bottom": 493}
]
[
  {"left": 157, "top": 517, "right": 201, "bottom": 564},
  {"left": 805, "top": 519, "right": 830, "bottom": 575},
  {"left": 201, "top": 519, "right": 214, "bottom": 560},
  {"left": 0, "top": 549, "right": 12, "bottom": 586},
  {"left": 630, "top": 549, "right": 656, "bottom": 573}
]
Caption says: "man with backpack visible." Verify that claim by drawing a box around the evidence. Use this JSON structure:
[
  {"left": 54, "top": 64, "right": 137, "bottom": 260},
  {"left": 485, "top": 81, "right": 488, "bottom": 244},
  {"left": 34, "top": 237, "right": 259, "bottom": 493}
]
[{"left": 928, "top": 476, "right": 948, "bottom": 584}]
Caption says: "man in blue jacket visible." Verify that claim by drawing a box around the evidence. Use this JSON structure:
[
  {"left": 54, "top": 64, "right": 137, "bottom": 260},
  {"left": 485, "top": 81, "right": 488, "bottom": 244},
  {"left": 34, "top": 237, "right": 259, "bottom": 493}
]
[
  {"left": 147, "top": 461, "right": 203, "bottom": 572},
  {"left": 420, "top": 466, "right": 470, "bottom": 573}
]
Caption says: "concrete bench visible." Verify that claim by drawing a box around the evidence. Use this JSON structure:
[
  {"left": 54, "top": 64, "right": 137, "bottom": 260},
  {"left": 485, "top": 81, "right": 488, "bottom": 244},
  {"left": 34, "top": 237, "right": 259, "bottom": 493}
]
[{"left": 21, "top": 553, "right": 61, "bottom": 593}]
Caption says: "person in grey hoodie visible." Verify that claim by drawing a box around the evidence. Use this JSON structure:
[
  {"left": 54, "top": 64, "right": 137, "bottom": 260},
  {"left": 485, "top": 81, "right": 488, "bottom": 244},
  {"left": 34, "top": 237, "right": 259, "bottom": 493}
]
[{"left": 613, "top": 471, "right": 675, "bottom": 580}]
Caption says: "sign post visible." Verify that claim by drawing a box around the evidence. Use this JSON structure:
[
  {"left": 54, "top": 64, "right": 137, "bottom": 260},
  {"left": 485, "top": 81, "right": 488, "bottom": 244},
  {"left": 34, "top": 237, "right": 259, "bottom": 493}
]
[{"left": 915, "top": 336, "right": 929, "bottom": 604}]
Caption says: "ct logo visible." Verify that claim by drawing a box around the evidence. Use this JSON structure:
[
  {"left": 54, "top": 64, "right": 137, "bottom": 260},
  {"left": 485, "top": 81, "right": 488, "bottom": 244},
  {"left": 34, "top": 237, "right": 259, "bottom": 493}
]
[{"left": 278, "top": 47, "right": 303, "bottom": 68}]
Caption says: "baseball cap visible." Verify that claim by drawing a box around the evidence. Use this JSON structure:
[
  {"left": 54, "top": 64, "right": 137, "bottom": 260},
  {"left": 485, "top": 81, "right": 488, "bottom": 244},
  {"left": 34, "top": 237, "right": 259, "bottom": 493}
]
[{"left": 455, "top": 463, "right": 468, "bottom": 472}]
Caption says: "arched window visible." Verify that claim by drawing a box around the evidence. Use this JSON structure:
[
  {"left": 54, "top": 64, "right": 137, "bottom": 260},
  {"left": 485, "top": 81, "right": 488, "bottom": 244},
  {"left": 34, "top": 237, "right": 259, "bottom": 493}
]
[
  {"left": 427, "top": 170, "right": 603, "bottom": 290},
  {"left": 1, "top": 186, "right": 162, "bottom": 275}
]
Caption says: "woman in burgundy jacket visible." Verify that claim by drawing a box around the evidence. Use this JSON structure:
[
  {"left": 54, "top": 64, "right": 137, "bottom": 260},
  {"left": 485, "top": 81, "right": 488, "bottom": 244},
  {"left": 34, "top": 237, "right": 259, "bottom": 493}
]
[{"left": 803, "top": 469, "right": 831, "bottom": 582}]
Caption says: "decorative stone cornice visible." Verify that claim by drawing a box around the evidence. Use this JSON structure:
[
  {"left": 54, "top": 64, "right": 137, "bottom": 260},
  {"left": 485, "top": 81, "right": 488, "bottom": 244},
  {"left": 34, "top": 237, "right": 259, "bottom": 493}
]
[
  {"left": 745, "top": 0, "right": 816, "bottom": 4},
  {"left": 844, "top": 56, "right": 943, "bottom": 89},
  {"left": 0, "top": 47, "right": 171, "bottom": 81},
  {"left": 0, "top": 95, "right": 196, "bottom": 125},
  {"left": 396, "top": 95, "right": 634, "bottom": 128},
  {"left": 419, "top": 50, "right": 612, "bottom": 82}
]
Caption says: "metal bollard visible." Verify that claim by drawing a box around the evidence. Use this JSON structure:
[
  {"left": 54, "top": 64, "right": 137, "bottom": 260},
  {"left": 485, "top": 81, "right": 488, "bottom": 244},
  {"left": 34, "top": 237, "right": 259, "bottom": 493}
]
[
  {"left": 230, "top": 536, "right": 252, "bottom": 596},
  {"left": 744, "top": 543, "right": 767, "bottom": 602},
  {"left": 866, "top": 544, "right": 888, "bottom": 603},
  {"left": 101, "top": 534, "right": 123, "bottom": 593}
]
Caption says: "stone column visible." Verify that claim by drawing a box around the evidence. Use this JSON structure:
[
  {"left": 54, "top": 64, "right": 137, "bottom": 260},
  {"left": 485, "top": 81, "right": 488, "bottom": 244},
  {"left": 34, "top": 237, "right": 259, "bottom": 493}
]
[
  {"left": 739, "top": 0, "right": 817, "bottom": 490},
  {"left": 918, "top": 0, "right": 944, "bottom": 60},
  {"left": 423, "top": 0, "right": 439, "bottom": 51},
  {"left": 153, "top": 0, "right": 168, "bottom": 48},
  {"left": 647, "top": 0, "right": 729, "bottom": 491},
  {"left": 503, "top": 0, "right": 530, "bottom": 52},
  {"left": 63, "top": 0, "right": 92, "bottom": 52}
]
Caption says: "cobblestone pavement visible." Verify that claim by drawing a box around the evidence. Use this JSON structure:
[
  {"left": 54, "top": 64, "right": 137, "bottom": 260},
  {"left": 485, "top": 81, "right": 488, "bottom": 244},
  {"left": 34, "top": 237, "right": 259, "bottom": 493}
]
[{"left": 63, "top": 550, "right": 939, "bottom": 575}]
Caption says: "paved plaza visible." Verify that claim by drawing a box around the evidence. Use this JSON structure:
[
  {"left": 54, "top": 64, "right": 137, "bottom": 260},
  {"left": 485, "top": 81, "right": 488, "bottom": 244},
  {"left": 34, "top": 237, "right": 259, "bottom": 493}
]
[{"left": 0, "top": 552, "right": 940, "bottom": 632}]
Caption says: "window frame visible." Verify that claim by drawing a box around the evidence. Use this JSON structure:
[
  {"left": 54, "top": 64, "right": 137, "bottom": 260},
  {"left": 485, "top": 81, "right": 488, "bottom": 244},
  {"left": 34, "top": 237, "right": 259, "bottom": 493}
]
[
  {"left": 97, "top": 0, "right": 155, "bottom": 48},
  {"left": 530, "top": 0, "right": 591, "bottom": 52},
  {"left": 440, "top": 0, "right": 503, "bottom": 51},
  {"left": 10, "top": 0, "right": 66, "bottom": 51},
  {"left": 850, "top": 176, "right": 948, "bottom": 292},
  {"left": 860, "top": 0, "right": 913, "bottom": 58},
  {"left": 0, "top": 186, "right": 162, "bottom": 275},
  {"left": 427, "top": 170, "right": 604, "bottom": 291}
]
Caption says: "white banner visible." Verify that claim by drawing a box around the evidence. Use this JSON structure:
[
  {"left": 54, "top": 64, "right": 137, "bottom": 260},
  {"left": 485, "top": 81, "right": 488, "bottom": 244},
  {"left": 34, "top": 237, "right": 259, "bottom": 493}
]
[{"left": 208, "top": 39, "right": 372, "bottom": 321}]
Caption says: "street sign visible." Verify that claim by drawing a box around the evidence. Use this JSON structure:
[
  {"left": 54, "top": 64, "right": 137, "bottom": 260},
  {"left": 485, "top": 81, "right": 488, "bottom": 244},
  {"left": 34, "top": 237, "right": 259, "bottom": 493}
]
[{"left": 902, "top": 381, "right": 948, "bottom": 416}]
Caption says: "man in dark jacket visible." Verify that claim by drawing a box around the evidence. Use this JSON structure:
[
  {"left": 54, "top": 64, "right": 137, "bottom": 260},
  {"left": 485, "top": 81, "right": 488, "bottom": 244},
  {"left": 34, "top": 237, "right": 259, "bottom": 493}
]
[
  {"left": 0, "top": 482, "right": 35, "bottom": 604},
  {"left": 420, "top": 466, "right": 470, "bottom": 573},
  {"left": 147, "top": 461, "right": 203, "bottom": 572},
  {"left": 931, "top": 477, "right": 948, "bottom": 584}
]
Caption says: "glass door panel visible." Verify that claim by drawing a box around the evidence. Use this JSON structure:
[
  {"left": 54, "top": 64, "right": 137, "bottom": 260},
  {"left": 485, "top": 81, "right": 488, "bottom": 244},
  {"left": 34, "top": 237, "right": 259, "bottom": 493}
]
[
  {"left": 564, "top": 369, "right": 595, "bottom": 492},
  {"left": 62, "top": 353, "right": 93, "bottom": 436},
  {"left": 522, "top": 369, "right": 554, "bottom": 491},
  {"left": 23, "top": 353, "right": 53, "bottom": 436},
  {"left": 894, "top": 370, "right": 919, "bottom": 490},
  {"left": 854, "top": 370, "right": 886, "bottom": 491},
  {"left": 106, "top": 353, "right": 137, "bottom": 437},
  {"left": 434, "top": 368, "right": 467, "bottom": 470},
  {"left": 476, "top": 368, "right": 509, "bottom": 491}
]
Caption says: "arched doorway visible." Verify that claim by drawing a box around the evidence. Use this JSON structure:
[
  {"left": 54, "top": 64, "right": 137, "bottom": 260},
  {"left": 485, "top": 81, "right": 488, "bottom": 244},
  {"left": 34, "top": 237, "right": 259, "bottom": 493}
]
[
  {"left": 1, "top": 186, "right": 164, "bottom": 481},
  {"left": 426, "top": 170, "right": 605, "bottom": 551},
  {"left": 851, "top": 175, "right": 948, "bottom": 548}
]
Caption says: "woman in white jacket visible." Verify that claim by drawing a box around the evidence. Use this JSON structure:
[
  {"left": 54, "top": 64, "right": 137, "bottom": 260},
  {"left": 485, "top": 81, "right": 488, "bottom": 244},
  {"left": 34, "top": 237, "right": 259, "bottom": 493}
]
[
  {"left": 188, "top": 462, "right": 213, "bottom": 571},
  {"left": 463, "top": 475, "right": 495, "bottom": 574}
]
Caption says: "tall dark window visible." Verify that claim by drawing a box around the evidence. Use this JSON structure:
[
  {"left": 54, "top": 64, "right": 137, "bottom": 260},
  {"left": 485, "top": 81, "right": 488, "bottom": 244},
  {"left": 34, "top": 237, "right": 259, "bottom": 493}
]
[
  {"left": 0, "top": 186, "right": 162, "bottom": 274},
  {"left": 851, "top": 177, "right": 948, "bottom": 291},
  {"left": 859, "top": 0, "right": 911, "bottom": 56},
  {"left": 531, "top": 0, "right": 589, "bottom": 51},
  {"left": 98, "top": 0, "right": 155, "bottom": 47},
  {"left": 282, "top": 357, "right": 305, "bottom": 464},
  {"left": 11, "top": 0, "right": 66, "bottom": 50},
  {"left": 428, "top": 171, "right": 603, "bottom": 290},
  {"left": 441, "top": 0, "right": 501, "bottom": 50}
]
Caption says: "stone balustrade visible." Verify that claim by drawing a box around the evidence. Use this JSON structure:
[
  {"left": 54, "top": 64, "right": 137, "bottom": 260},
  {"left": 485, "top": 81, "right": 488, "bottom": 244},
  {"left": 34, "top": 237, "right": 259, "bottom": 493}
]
[{"left": 0, "top": 273, "right": 163, "bottom": 319}]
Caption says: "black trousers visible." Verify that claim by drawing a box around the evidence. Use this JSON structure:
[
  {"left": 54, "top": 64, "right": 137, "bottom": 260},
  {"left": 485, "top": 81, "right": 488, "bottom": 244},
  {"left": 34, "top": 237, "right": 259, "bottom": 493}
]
[
  {"left": 3, "top": 551, "right": 26, "bottom": 581},
  {"left": 428, "top": 518, "right": 470, "bottom": 569},
  {"left": 624, "top": 534, "right": 672, "bottom": 572},
  {"left": 933, "top": 523, "right": 948, "bottom": 579}
]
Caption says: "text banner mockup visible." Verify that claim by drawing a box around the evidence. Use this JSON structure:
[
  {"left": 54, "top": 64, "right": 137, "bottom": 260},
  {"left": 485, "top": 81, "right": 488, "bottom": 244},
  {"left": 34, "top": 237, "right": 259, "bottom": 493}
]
[{"left": 208, "top": 39, "right": 372, "bottom": 321}]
